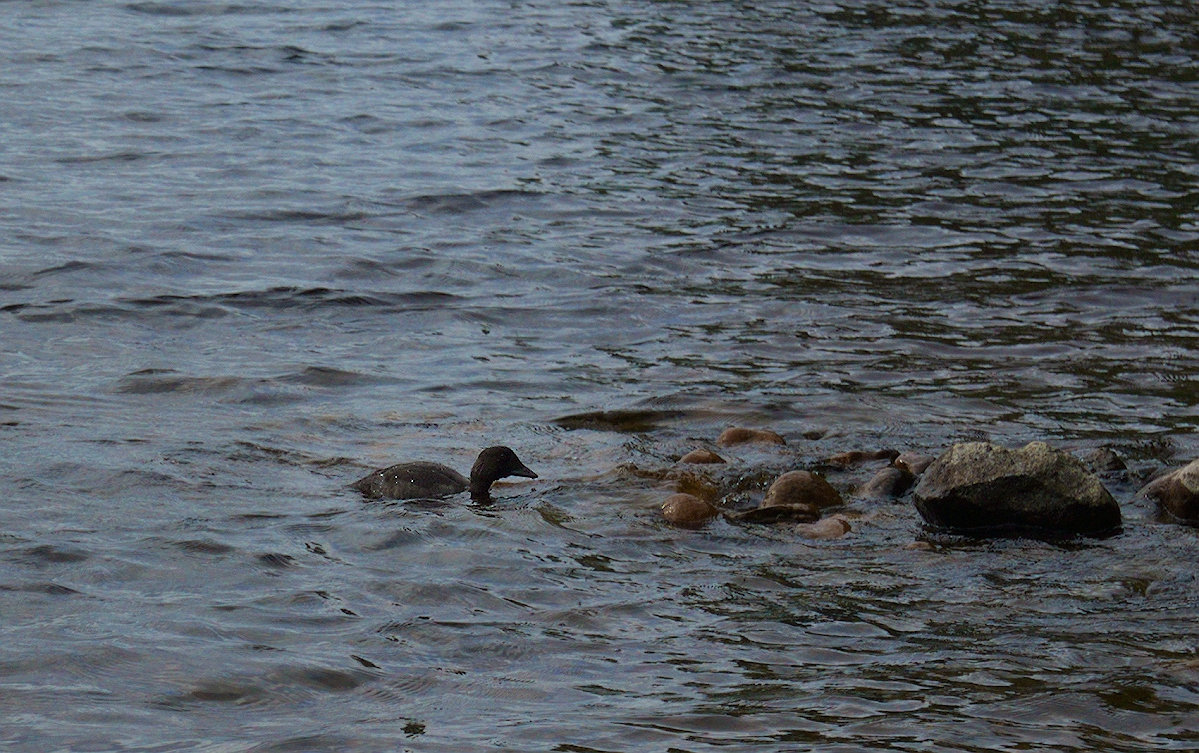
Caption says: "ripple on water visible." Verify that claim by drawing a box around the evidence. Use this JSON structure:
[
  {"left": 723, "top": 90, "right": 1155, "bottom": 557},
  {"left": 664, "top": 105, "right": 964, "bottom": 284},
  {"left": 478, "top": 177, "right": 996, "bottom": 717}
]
[{"left": 0, "top": 0, "right": 1197, "bottom": 750}]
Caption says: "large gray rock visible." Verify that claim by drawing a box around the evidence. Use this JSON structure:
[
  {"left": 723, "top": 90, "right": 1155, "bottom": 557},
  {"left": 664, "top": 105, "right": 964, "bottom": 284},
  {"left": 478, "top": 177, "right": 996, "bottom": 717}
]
[
  {"left": 1141, "top": 458, "right": 1199, "bottom": 524},
  {"left": 913, "top": 441, "right": 1121, "bottom": 537}
]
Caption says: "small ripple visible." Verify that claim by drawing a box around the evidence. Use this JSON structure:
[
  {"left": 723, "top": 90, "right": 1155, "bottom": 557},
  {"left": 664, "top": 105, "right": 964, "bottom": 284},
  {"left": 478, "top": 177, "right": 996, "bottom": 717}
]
[
  {"left": 172, "top": 539, "right": 235, "bottom": 555},
  {"left": 278, "top": 366, "right": 382, "bottom": 388},
  {"left": 113, "top": 369, "right": 249, "bottom": 396},
  {"left": 0, "top": 581, "right": 82, "bottom": 596},
  {"left": 6, "top": 286, "right": 462, "bottom": 324},
  {"left": 7, "top": 543, "right": 91, "bottom": 565},
  {"left": 256, "top": 552, "right": 297, "bottom": 569},
  {"left": 54, "top": 150, "right": 159, "bottom": 165},
  {"left": 223, "top": 207, "right": 373, "bottom": 225},
  {"left": 125, "top": 1, "right": 283, "bottom": 17},
  {"left": 386, "top": 187, "right": 547, "bottom": 215}
]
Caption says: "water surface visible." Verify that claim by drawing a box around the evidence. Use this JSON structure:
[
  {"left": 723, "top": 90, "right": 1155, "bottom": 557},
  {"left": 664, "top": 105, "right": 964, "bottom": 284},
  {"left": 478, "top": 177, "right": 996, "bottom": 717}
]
[{"left": 1, "top": 1, "right": 1197, "bottom": 750}]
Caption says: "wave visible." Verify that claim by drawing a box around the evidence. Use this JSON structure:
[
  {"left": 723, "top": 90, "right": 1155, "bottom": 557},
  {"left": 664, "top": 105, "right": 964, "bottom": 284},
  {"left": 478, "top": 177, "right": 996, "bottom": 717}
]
[{"left": 3, "top": 285, "right": 462, "bottom": 323}]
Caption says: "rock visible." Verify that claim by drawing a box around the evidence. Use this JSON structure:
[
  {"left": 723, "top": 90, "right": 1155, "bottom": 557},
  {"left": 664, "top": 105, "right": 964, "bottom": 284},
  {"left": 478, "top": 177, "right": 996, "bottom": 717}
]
[
  {"left": 763, "top": 470, "right": 843, "bottom": 509},
  {"left": 716, "top": 427, "right": 786, "bottom": 447},
  {"left": 672, "top": 471, "right": 721, "bottom": 500},
  {"left": 856, "top": 466, "right": 916, "bottom": 500},
  {"left": 894, "top": 452, "right": 936, "bottom": 475},
  {"left": 912, "top": 441, "right": 1122, "bottom": 537},
  {"left": 795, "top": 515, "right": 851, "bottom": 539},
  {"left": 1141, "top": 458, "right": 1199, "bottom": 524},
  {"left": 728, "top": 503, "right": 819, "bottom": 524},
  {"left": 679, "top": 448, "right": 726, "bottom": 464},
  {"left": 660, "top": 493, "right": 719, "bottom": 528},
  {"left": 820, "top": 449, "right": 899, "bottom": 468},
  {"left": 1081, "top": 447, "right": 1127, "bottom": 474}
]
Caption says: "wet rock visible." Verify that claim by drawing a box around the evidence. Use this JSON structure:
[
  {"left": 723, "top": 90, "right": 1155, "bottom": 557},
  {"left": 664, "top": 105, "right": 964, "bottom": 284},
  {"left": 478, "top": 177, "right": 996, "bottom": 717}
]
[
  {"left": 763, "top": 470, "right": 843, "bottom": 509},
  {"left": 727, "top": 503, "right": 819, "bottom": 524},
  {"left": 894, "top": 452, "right": 936, "bottom": 475},
  {"left": 679, "top": 448, "right": 726, "bottom": 465},
  {"left": 795, "top": 515, "right": 851, "bottom": 539},
  {"left": 912, "top": 441, "right": 1122, "bottom": 538},
  {"left": 856, "top": 466, "right": 916, "bottom": 500},
  {"left": 716, "top": 427, "right": 786, "bottom": 447},
  {"left": 1141, "top": 458, "right": 1199, "bottom": 525},
  {"left": 1081, "top": 446, "right": 1127, "bottom": 474},
  {"left": 820, "top": 449, "right": 899, "bottom": 468},
  {"left": 660, "top": 493, "right": 719, "bottom": 528},
  {"left": 672, "top": 471, "right": 721, "bottom": 500}
]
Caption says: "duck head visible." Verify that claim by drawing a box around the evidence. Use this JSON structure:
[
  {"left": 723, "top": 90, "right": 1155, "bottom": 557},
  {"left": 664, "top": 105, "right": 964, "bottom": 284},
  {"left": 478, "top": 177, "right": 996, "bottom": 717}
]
[{"left": 469, "top": 446, "right": 538, "bottom": 500}]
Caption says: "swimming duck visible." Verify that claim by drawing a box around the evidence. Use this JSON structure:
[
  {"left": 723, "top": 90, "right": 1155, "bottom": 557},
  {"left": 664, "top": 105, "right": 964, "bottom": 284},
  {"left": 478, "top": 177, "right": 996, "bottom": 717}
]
[{"left": 351, "top": 446, "right": 537, "bottom": 501}]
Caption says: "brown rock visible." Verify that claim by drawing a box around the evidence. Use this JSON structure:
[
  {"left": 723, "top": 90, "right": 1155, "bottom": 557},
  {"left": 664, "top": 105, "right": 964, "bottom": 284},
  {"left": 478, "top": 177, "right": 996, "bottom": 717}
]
[
  {"left": 660, "top": 493, "right": 719, "bottom": 528},
  {"left": 856, "top": 466, "right": 916, "bottom": 500},
  {"left": 1142, "top": 458, "right": 1199, "bottom": 524},
  {"left": 716, "top": 427, "right": 786, "bottom": 447},
  {"left": 672, "top": 471, "right": 721, "bottom": 500},
  {"left": 1082, "top": 447, "right": 1127, "bottom": 474},
  {"left": 763, "top": 470, "right": 843, "bottom": 509},
  {"left": 894, "top": 452, "right": 936, "bottom": 475},
  {"left": 795, "top": 515, "right": 851, "bottom": 539},
  {"left": 679, "top": 448, "right": 726, "bottom": 465}
]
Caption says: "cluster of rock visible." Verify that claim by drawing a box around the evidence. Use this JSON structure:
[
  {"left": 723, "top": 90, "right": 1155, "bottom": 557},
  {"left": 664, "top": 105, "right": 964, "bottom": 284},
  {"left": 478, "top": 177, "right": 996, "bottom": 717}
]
[
  {"left": 658, "top": 427, "right": 855, "bottom": 538},
  {"left": 660, "top": 427, "right": 1199, "bottom": 539}
]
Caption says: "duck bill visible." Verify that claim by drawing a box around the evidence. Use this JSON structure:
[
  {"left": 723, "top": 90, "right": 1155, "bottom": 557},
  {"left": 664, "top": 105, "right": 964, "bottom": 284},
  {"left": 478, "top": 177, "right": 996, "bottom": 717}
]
[{"left": 512, "top": 463, "right": 538, "bottom": 479}]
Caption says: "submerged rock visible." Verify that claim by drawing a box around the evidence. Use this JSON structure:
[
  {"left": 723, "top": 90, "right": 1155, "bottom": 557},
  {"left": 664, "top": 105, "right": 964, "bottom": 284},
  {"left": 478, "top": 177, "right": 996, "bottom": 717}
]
[
  {"left": 660, "top": 493, "right": 719, "bottom": 528},
  {"left": 894, "top": 452, "right": 936, "bottom": 475},
  {"left": 763, "top": 470, "right": 843, "bottom": 509},
  {"left": 820, "top": 449, "right": 899, "bottom": 468},
  {"left": 728, "top": 470, "right": 839, "bottom": 525},
  {"left": 716, "top": 427, "right": 786, "bottom": 447},
  {"left": 1141, "top": 458, "right": 1199, "bottom": 525},
  {"left": 728, "top": 504, "right": 819, "bottom": 524},
  {"left": 1082, "top": 446, "right": 1127, "bottom": 474},
  {"left": 795, "top": 515, "right": 851, "bottom": 539},
  {"left": 912, "top": 441, "right": 1122, "bottom": 537},
  {"left": 679, "top": 448, "right": 726, "bottom": 465},
  {"left": 856, "top": 466, "right": 916, "bottom": 500}
]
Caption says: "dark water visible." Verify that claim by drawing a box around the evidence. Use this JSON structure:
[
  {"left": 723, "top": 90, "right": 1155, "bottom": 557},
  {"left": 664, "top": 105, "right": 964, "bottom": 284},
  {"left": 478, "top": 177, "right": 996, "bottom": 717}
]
[{"left": 2, "top": 0, "right": 1197, "bottom": 750}]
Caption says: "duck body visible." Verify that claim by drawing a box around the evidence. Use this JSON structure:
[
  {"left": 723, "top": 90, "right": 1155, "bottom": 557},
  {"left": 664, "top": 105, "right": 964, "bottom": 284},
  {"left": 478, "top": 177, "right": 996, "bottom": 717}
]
[
  {"left": 351, "top": 461, "right": 470, "bottom": 500},
  {"left": 351, "top": 446, "right": 537, "bottom": 501}
]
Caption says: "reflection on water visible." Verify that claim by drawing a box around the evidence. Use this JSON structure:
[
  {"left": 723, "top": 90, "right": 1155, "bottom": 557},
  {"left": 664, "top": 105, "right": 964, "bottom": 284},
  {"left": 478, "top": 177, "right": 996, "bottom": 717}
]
[{"left": 0, "top": 0, "right": 1196, "bottom": 750}]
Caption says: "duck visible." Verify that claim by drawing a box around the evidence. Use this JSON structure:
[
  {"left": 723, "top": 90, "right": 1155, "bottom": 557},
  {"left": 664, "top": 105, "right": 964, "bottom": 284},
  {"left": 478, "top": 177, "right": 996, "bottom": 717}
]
[{"left": 350, "top": 446, "right": 537, "bottom": 501}]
